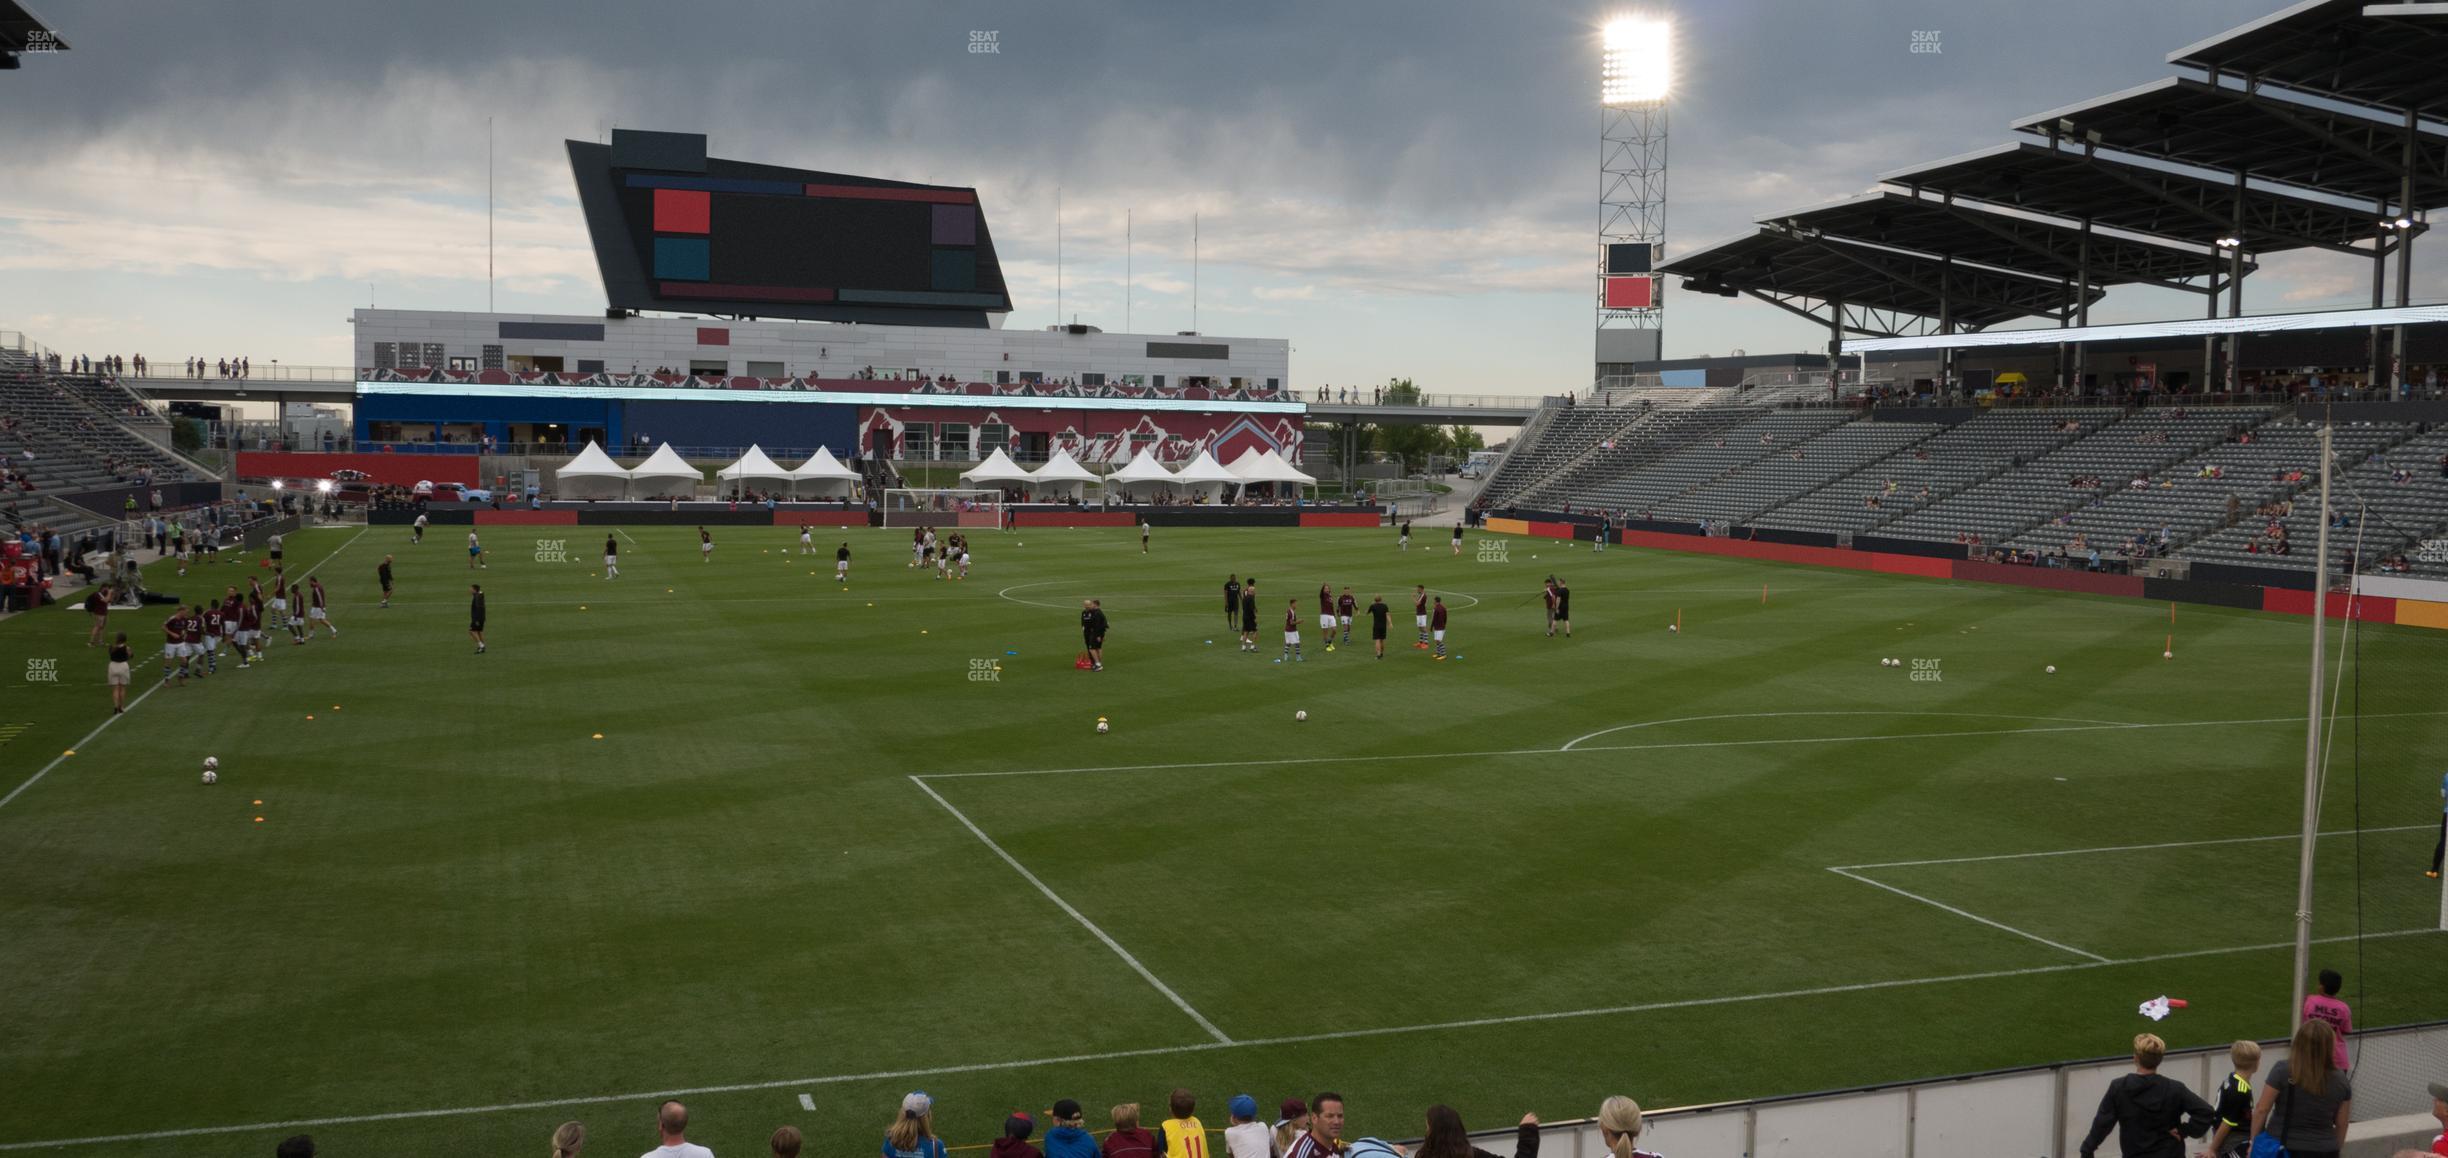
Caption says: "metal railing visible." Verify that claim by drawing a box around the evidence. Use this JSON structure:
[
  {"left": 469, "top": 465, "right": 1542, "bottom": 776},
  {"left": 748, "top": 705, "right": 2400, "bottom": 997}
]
[
  {"left": 129, "top": 363, "right": 356, "bottom": 384},
  {"left": 1300, "top": 391, "right": 1557, "bottom": 410}
]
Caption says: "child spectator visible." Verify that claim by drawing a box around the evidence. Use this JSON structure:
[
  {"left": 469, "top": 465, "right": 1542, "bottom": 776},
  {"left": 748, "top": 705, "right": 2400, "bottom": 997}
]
[
  {"left": 994, "top": 1114, "right": 1043, "bottom": 1158},
  {"left": 2205, "top": 1040, "right": 2261, "bottom": 1158},
  {"left": 1104, "top": 1104, "right": 1160, "bottom": 1158},
  {"left": 887, "top": 1092, "right": 949, "bottom": 1158},
  {"left": 1045, "top": 1100, "right": 1100, "bottom": 1158},
  {"left": 1223, "top": 1096, "right": 1269, "bottom": 1158},
  {"left": 1159, "top": 1090, "right": 1206, "bottom": 1158}
]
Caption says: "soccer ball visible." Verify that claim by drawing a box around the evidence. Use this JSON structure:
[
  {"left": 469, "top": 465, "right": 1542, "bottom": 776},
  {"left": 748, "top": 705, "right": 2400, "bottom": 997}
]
[
  {"left": 1668, "top": 623, "right": 1679, "bottom": 632},
  {"left": 2045, "top": 665, "right": 2057, "bottom": 674},
  {"left": 2163, "top": 650, "right": 2173, "bottom": 659},
  {"left": 201, "top": 757, "right": 219, "bottom": 785},
  {"left": 1296, "top": 710, "right": 1308, "bottom": 722},
  {"left": 1095, "top": 718, "right": 1109, "bottom": 734}
]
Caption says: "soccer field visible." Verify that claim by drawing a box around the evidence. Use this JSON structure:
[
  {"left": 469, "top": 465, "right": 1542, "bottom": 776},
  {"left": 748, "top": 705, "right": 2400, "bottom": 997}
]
[{"left": 1, "top": 523, "right": 2442, "bottom": 1156}]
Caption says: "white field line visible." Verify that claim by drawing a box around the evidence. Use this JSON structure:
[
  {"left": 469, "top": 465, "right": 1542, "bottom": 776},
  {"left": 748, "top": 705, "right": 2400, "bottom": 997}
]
[
  {"left": 6, "top": 927, "right": 2438, "bottom": 1152},
  {"left": 1560, "top": 710, "right": 2143, "bottom": 751},
  {"left": 1827, "top": 867, "right": 2110, "bottom": 962},
  {"left": 925, "top": 712, "right": 2448, "bottom": 782},
  {"left": 907, "top": 775, "right": 1232, "bottom": 1044},
  {"left": 0, "top": 528, "right": 369, "bottom": 815},
  {"left": 1839, "top": 824, "right": 2437, "bottom": 871}
]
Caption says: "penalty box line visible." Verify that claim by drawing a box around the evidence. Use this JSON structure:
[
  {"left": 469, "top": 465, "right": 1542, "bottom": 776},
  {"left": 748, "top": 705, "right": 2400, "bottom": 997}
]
[{"left": 5, "top": 927, "right": 2439, "bottom": 1153}]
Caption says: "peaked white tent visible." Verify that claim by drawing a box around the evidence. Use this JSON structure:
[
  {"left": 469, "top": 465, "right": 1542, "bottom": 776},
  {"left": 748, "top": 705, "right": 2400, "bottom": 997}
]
[
  {"left": 788, "top": 447, "right": 863, "bottom": 498},
  {"left": 1169, "top": 450, "right": 1240, "bottom": 504},
  {"left": 1255, "top": 449, "right": 1317, "bottom": 486},
  {"left": 1105, "top": 448, "right": 1177, "bottom": 500},
  {"left": 716, "top": 445, "right": 793, "bottom": 495},
  {"left": 554, "top": 441, "right": 632, "bottom": 499},
  {"left": 959, "top": 448, "right": 1033, "bottom": 487},
  {"left": 1028, "top": 448, "right": 1100, "bottom": 501},
  {"left": 627, "top": 443, "right": 703, "bottom": 499}
]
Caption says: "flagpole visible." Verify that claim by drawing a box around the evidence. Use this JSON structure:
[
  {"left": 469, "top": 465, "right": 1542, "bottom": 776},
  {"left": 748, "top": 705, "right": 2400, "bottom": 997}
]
[
  {"left": 2288, "top": 421, "right": 2334, "bottom": 1029},
  {"left": 1126, "top": 208, "right": 1133, "bottom": 333},
  {"left": 487, "top": 116, "right": 495, "bottom": 313}
]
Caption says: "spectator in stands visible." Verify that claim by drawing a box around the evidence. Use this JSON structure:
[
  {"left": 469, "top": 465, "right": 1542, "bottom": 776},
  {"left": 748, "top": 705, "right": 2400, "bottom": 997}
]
[
  {"left": 1044, "top": 1100, "right": 1099, "bottom": 1158},
  {"left": 889, "top": 1092, "right": 949, "bottom": 1158},
  {"left": 643, "top": 1100, "right": 713, "bottom": 1158},
  {"left": 1417, "top": 1106, "right": 1538, "bottom": 1158},
  {"left": 1219, "top": 1097, "right": 1268, "bottom": 1158},
  {"left": 1272, "top": 1098, "right": 1310, "bottom": 1157},
  {"left": 551, "top": 1120, "right": 586, "bottom": 1157},
  {"left": 2251, "top": 1019, "right": 2351, "bottom": 1158},
  {"left": 1282, "top": 1095, "right": 1344, "bottom": 1158},
  {"left": 1596, "top": 1097, "right": 1659, "bottom": 1158},
  {"left": 1103, "top": 1104, "right": 1159, "bottom": 1158},
  {"left": 2075, "top": 1032, "right": 2214, "bottom": 1157},
  {"left": 995, "top": 1115, "right": 1043, "bottom": 1158}
]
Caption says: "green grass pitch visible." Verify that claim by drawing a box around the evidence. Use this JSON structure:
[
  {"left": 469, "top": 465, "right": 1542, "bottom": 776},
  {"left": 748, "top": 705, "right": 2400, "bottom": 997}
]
[{"left": 1, "top": 523, "right": 2442, "bottom": 1155}]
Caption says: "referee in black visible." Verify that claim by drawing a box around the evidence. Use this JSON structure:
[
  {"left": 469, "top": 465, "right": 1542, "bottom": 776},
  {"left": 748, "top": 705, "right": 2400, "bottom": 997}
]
[
  {"left": 1239, "top": 579, "right": 1260, "bottom": 652},
  {"left": 1080, "top": 598, "right": 1108, "bottom": 672},
  {"left": 468, "top": 583, "right": 487, "bottom": 654},
  {"left": 1224, "top": 574, "right": 1242, "bottom": 629}
]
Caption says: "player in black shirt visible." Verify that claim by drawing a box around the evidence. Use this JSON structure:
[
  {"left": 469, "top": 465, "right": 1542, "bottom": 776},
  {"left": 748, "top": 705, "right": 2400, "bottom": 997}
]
[
  {"left": 378, "top": 555, "right": 395, "bottom": 608},
  {"left": 468, "top": 584, "right": 487, "bottom": 654},
  {"left": 1223, "top": 575, "right": 1241, "bottom": 628},
  {"left": 1079, "top": 598, "right": 1109, "bottom": 672},
  {"left": 1366, "top": 595, "right": 1390, "bottom": 659},
  {"left": 1451, "top": 523, "right": 1464, "bottom": 555},
  {"left": 698, "top": 526, "right": 713, "bottom": 563},
  {"left": 1552, "top": 579, "right": 1572, "bottom": 638},
  {"left": 836, "top": 542, "right": 851, "bottom": 583},
  {"left": 604, "top": 535, "right": 620, "bottom": 580},
  {"left": 1399, "top": 520, "right": 1411, "bottom": 551},
  {"left": 1238, "top": 582, "right": 1259, "bottom": 652}
]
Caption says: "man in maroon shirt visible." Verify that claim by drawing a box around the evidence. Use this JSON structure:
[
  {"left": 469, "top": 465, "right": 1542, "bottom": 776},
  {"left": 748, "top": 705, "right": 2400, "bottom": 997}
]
[
  {"left": 160, "top": 607, "right": 189, "bottom": 685},
  {"left": 1317, "top": 583, "right": 1338, "bottom": 653},
  {"left": 83, "top": 583, "right": 112, "bottom": 646},
  {"left": 1431, "top": 596, "right": 1450, "bottom": 659},
  {"left": 1336, "top": 586, "right": 1357, "bottom": 648},
  {"left": 183, "top": 606, "right": 210, "bottom": 677},
  {"left": 1279, "top": 599, "right": 1304, "bottom": 664}
]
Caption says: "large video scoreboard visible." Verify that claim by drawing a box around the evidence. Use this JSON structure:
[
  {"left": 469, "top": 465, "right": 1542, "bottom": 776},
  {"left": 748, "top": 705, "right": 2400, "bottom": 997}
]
[{"left": 571, "top": 130, "right": 1013, "bottom": 327}]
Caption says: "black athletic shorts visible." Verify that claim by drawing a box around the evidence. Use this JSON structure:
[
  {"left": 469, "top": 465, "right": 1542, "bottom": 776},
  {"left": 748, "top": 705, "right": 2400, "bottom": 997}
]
[
  {"left": 1083, "top": 631, "right": 1105, "bottom": 649},
  {"left": 469, "top": 618, "right": 486, "bottom": 632}
]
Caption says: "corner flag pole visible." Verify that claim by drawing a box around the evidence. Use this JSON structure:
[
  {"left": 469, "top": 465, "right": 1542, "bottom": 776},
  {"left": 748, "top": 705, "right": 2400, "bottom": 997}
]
[{"left": 2289, "top": 421, "right": 2334, "bottom": 1029}]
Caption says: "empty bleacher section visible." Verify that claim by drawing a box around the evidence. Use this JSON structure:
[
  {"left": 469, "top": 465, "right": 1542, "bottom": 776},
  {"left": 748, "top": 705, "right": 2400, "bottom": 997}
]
[
  {"left": 1478, "top": 403, "right": 1650, "bottom": 508},
  {"left": 1866, "top": 408, "right": 2252, "bottom": 547},
  {"left": 2006, "top": 415, "right": 2406, "bottom": 566},
  {"left": 0, "top": 346, "right": 206, "bottom": 535},
  {"left": 1513, "top": 405, "right": 1763, "bottom": 511},
  {"left": 1646, "top": 416, "right": 1935, "bottom": 525},
  {"left": 1750, "top": 409, "right": 2118, "bottom": 536},
  {"left": 1567, "top": 410, "right": 1852, "bottom": 518},
  {"left": 2186, "top": 427, "right": 2448, "bottom": 577}
]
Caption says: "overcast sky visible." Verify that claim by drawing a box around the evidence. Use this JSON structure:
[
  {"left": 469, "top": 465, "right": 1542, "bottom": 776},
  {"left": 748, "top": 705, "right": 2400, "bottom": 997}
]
[{"left": 2, "top": 0, "right": 2433, "bottom": 393}]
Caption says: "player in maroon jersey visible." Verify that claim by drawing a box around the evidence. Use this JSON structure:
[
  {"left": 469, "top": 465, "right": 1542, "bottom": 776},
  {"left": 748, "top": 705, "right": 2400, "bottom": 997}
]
[
  {"left": 199, "top": 599, "right": 226, "bottom": 675},
  {"left": 160, "top": 606, "right": 190, "bottom": 685},
  {"left": 1431, "top": 596, "right": 1451, "bottom": 659},
  {"left": 1279, "top": 598, "right": 1304, "bottom": 664},
  {"left": 1336, "top": 586, "right": 1358, "bottom": 648},
  {"left": 181, "top": 605, "right": 209, "bottom": 678},
  {"left": 235, "top": 590, "right": 264, "bottom": 668},
  {"left": 1317, "top": 582, "right": 1338, "bottom": 653},
  {"left": 1412, "top": 585, "right": 1431, "bottom": 649}
]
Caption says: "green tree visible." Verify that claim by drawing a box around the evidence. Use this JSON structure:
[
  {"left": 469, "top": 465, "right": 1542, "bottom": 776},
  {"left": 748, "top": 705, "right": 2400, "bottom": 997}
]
[
  {"left": 1447, "top": 425, "right": 1486, "bottom": 453},
  {"left": 171, "top": 417, "right": 204, "bottom": 453}
]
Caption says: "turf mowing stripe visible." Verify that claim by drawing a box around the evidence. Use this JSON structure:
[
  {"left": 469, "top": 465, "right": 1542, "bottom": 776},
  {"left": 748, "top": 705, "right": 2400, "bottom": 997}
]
[
  {"left": 907, "top": 774, "right": 1234, "bottom": 1044},
  {"left": 1827, "top": 867, "right": 2111, "bottom": 962},
  {"left": 0, "top": 527, "right": 369, "bottom": 816},
  {"left": 1836, "top": 823, "right": 2438, "bottom": 871},
  {"left": 5, "top": 927, "right": 2437, "bottom": 1152}
]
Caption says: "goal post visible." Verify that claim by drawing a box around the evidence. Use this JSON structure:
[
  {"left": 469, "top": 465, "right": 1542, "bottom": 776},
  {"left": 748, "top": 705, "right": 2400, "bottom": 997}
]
[{"left": 880, "top": 488, "right": 1005, "bottom": 529}]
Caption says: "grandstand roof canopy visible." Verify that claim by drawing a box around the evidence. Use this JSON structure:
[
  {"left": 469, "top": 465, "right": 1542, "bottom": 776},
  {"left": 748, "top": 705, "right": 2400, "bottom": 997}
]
[
  {"left": 1761, "top": 190, "right": 2240, "bottom": 291},
  {"left": 0, "top": 0, "right": 68, "bottom": 58},
  {"left": 2013, "top": 76, "right": 2448, "bottom": 209},
  {"left": 2168, "top": 0, "right": 2448, "bottom": 119},
  {"left": 1660, "top": 229, "right": 2102, "bottom": 333},
  {"left": 1884, "top": 142, "right": 2413, "bottom": 257}
]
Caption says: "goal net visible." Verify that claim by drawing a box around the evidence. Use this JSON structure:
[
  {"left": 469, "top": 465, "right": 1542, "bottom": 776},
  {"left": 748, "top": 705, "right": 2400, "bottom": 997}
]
[{"left": 881, "top": 488, "right": 1005, "bottom": 528}]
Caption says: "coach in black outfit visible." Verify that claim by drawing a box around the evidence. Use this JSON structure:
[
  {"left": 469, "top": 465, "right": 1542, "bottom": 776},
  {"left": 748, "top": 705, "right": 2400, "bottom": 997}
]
[{"left": 1080, "top": 599, "right": 1108, "bottom": 672}]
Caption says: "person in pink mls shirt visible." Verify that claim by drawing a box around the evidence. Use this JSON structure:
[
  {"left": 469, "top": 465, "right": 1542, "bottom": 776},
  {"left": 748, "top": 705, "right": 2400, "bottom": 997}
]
[{"left": 2303, "top": 968, "right": 2354, "bottom": 1071}]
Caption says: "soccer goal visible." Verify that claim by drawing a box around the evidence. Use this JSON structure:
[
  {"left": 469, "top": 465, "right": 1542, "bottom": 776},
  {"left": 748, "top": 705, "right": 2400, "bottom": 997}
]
[{"left": 880, "top": 488, "right": 1006, "bottom": 528}]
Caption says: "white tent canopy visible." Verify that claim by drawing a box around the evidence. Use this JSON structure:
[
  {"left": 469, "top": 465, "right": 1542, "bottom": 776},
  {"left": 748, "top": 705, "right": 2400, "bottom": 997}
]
[
  {"left": 627, "top": 443, "right": 703, "bottom": 498},
  {"left": 1105, "top": 449, "right": 1177, "bottom": 497},
  {"left": 1255, "top": 449, "right": 1317, "bottom": 486},
  {"left": 1028, "top": 448, "right": 1100, "bottom": 499},
  {"left": 959, "top": 448, "right": 1033, "bottom": 486},
  {"left": 1223, "top": 448, "right": 1274, "bottom": 479},
  {"left": 716, "top": 445, "right": 793, "bottom": 488},
  {"left": 555, "top": 441, "right": 632, "bottom": 499},
  {"left": 1169, "top": 450, "right": 1240, "bottom": 503},
  {"left": 788, "top": 447, "right": 863, "bottom": 498}
]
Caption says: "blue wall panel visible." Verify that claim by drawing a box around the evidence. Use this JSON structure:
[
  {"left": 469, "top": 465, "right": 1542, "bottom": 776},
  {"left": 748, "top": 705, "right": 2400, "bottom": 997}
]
[{"left": 619, "top": 400, "right": 859, "bottom": 455}]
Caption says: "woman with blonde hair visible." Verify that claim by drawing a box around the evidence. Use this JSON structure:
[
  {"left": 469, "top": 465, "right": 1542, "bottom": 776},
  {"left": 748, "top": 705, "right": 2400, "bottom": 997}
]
[
  {"left": 888, "top": 1091, "right": 950, "bottom": 1158},
  {"left": 550, "top": 1120, "right": 586, "bottom": 1158},
  {"left": 2251, "top": 1019, "right": 2353, "bottom": 1158},
  {"left": 1597, "top": 1096, "right": 1661, "bottom": 1158}
]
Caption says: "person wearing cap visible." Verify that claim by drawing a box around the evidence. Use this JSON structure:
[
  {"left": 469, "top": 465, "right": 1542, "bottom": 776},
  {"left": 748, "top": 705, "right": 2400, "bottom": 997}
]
[
  {"left": 1271, "top": 1098, "right": 1311, "bottom": 1158},
  {"left": 994, "top": 1114, "right": 1043, "bottom": 1158},
  {"left": 1045, "top": 1100, "right": 1100, "bottom": 1158},
  {"left": 1282, "top": 1093, "right": 1343, "bottom": 1158},
  {"left": 1224, "top": 1095, "right": 1270, "bottom": 1158},
  {"left": 888, "top": 1092, "right": 949, "bottom": 1158},
  {"left": 1159, "top": 1089, "right": 1207, "bottom": 1158},
  {"left": 1103, "top": 1103, "right": 1160, "bottom": 1158},
  {"left": 2424, "top": 1080, "right": 2448, "bottom": 1156}
]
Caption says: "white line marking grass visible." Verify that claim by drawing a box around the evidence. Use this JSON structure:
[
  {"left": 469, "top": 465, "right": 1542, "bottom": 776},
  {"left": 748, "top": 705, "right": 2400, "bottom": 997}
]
[
  {"left": 1828, "top": 867, "right": 2110, "bottom": 962},
  {"left": 908, "top": 776, "right": 1232, "bottom": 1044},
  {"left": 0, "top": 527, "right": 370, "bottom": 815},
  {"left": 6, "top": 927, "right": 2436, "bottom": 1152}
]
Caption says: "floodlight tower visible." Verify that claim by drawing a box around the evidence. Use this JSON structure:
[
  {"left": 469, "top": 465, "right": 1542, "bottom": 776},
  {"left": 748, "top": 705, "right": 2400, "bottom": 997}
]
[{"left": 1597, "top": 17, "right": 1671, "bottom": 387}]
